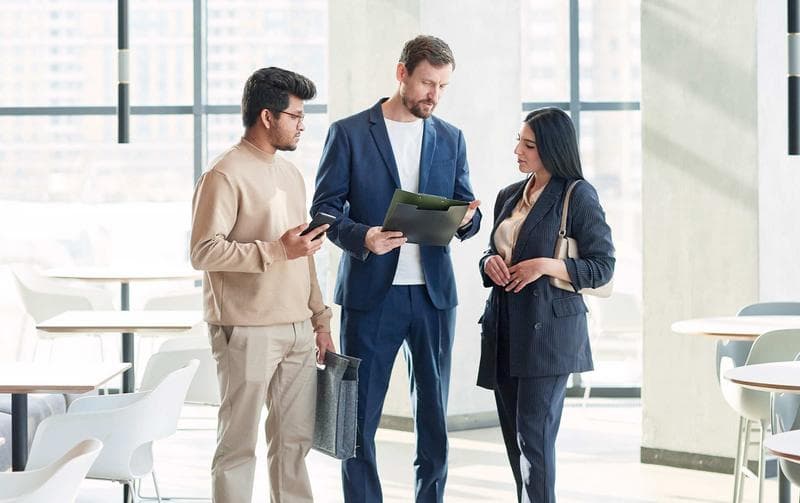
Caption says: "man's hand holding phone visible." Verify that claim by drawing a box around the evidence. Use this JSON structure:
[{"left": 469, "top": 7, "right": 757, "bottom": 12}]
[
  {"left": 281, "top": 222, "right": 329, "bottom": 259},
  {"left": 300, "top": 212, "right": 336, "bottom": 240}
]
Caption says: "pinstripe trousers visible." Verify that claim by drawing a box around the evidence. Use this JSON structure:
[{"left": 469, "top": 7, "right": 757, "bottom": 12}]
[{"left": 493, "top": 292, "right": 569, "bottom": 503}]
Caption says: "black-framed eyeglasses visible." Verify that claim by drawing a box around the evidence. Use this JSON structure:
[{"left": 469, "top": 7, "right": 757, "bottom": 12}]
[{"left": 279, "top": 111, "right": 305, "bottom": 124}]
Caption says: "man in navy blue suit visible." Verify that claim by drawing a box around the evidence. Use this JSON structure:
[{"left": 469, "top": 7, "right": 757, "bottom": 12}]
[{"left": 311, "top": 35, "right": 481, "bottom": 503}]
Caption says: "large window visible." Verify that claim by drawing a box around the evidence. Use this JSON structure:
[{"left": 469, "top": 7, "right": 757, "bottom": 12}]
[
  {"left": 522, "top": 0, "right": 642, "bottom": 391},
  {"left": 0, "top": 1, "right": 329, "bottom": 328},
  {"left": 2, "top": 1, "right": 640, "bottom": 388},
  {"left": 0, "top": 0, "right": 329, "bottom": 272}
]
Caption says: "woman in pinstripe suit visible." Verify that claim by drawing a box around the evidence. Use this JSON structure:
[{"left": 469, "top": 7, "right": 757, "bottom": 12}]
[{"left": 477, "top": 107, "right": 614, "bottom": 503}]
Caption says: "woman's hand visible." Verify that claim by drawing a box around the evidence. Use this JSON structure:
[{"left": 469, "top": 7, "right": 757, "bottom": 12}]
[
  {"left": 506, "top": 258, "right": 545, "bottom": 293},
  {"left": 483, "top": 254, "right": 511, "bottom": 287}
]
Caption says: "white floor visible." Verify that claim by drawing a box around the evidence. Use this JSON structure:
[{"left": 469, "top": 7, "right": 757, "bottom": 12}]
[{"left": 75, "top": 399, "right": 783, "bottom": 503}]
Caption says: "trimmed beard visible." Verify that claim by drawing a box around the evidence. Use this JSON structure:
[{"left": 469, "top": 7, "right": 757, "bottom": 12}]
[
  {"left": 401, "top": 94, "right": 435, "bottom": 119},
  {"left": 276, "top": 143, "right": 298, "bottom": 152},
  {"left": 275, "top": 136, "right": 299, "bottom": 152}
]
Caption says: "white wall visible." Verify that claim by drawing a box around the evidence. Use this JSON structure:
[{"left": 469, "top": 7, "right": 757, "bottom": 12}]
[
  {"left": 328, "top": 0, "right": 521, "bottom": 422},
  {"left": 641, "top": 0, "right": 760, "bottom": 459}
]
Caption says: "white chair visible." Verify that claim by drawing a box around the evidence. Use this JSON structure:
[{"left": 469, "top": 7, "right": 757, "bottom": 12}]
[
  {"left": 717, "top": 302, "right": 800, "bottom": 503},
  {"left": 0, "top": 438, "right": 102, "bottom": 503},
  {"left": 135, "top": 337, "right": 218, "bottom": 501},
  {"left": 10, "top": 263, "right": 114, "bottom": 362},
  {"left": 142, "top": 336, "right": 219, "bottom": 407},
  {"left": 769, "top": 353, "right": 800, "bottom": 494},
  {"left": 724, "top": 327, "right": 800, "bottom": 503},
  {"left": 25, "top": 360, "right": 199, "bottom": 503},
  {"left": 764, "top": 430, "right": 800, "bottom": 499},
  {"left": 143, "top": 289, "right": 202, "bottom": 312},
  {"left": 136, "top": 288, "right": 204, "bottom": 379}
]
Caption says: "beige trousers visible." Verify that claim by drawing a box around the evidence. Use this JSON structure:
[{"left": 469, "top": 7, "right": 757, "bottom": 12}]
[{"left": 208, "top": 321, "right": 317, "bottom": 503}]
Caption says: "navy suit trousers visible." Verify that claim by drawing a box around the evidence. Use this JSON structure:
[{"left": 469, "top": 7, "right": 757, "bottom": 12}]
[
  {"left": 340, "top": 285, "right": 455, "bottom": 503},
  {"left": 494, "top": 291, "right": 569, "bottom": 503}
]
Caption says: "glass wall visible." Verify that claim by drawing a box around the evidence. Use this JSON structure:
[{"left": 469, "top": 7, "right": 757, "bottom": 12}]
[
  {"left": 522, "top": 0, "right": 642, "bottom": 390},
  {"left": 1, "top": 1, "right": 641, "bottom": 383},
  {"left": 0, "top": 0, "right": 329, "bottom": 274}
]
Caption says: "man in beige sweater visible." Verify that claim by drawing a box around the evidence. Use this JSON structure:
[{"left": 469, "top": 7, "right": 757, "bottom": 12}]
[{"left": 190, "top": 67, "right": 334, "bottom": 503}]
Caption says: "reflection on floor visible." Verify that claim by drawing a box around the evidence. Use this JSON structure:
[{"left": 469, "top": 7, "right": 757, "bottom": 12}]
[{"left": 75, "top": 399, "right": 783, "bottom": 502}]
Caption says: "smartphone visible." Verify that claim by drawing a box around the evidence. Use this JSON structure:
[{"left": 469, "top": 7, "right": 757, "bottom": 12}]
[{"left": 300, "top": 212, "right": 336, "bottom": 239}]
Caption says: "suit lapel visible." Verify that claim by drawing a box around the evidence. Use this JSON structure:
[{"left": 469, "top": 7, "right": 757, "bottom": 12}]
[
  {"left": 418, "top": 119, "right": 436, "bottom": 193},
  {"left": 512, "top": 177, "right": 566, "bottom": 263},
  {"left": 497, "top": 180, "right": 525, "bottom": 224},
  {"left": 487, "top": 180, "right": 526, "bottom": 252},
  {"left": 368, "top": 100, "right": 401, "bottom": 189}
]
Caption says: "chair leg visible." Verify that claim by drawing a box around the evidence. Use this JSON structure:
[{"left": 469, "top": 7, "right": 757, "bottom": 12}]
[
  {"left": 733, "top": 416, "right": 747, "bottom": 503},
  {"left": 757, "top": 421, "right": 767, "bottom": 503},
  {"left": 738, "top": 418, "right": 754, "bottom": 503},
  {"left": 136, "top": 471, "right": 176, "bottom": 503},
  {"left": 136, "top": 468, "right": 211, "bottom": 501},
  {"left": 731, "top": 416, "right": 745, "bottom": 503},
  {"left": 98, "top": 334, "right": 106, "bottom": 362},
  {"left": 151, "top": 470, "right": 163, "bottom": 502},
  {"left": 126, "top": 481, "right": 137, "bottom": 503},
  {"left": 582, "top": 378, "right": 591, "bottom": 406}
]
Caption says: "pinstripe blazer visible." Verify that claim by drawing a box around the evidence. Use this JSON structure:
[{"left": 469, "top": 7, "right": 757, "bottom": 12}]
[{"left": 477, "top": 176, "right": 614, "bottom": 388}]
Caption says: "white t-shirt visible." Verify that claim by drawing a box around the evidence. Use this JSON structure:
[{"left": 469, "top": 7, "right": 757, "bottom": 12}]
[{"left": 384, "top": 117, "right": 426, "bottom": 285}]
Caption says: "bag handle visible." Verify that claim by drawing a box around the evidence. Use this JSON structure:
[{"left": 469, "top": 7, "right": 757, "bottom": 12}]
[{"left": 558, "top": 180, "right": 582, "bottom": 237}]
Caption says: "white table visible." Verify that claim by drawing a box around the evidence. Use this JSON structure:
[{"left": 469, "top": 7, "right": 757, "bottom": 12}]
[
  {"left": 0, "top": 362, "right": 130, "bottom": 471},
  {"left": 725, "top": 361, "right": 800, "bottom": 503},
  {"left": 46, "top": 267, "right": 200, "bottom": 295},
  {"left": 765, "top": 429, "right": 800, "bottom": 463},
  {"left": 671, "top": 316, "right": 800, "bottom": 341},
  {"left": 44, "top": 267, "right": 201, "bottom": 392},
  {"left": 37, "top": 310, "right": 202, "bottom": 394}
]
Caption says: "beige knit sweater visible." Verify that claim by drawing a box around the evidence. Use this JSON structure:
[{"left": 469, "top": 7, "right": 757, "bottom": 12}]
[{"left": 190, "top": 138, "right": 331, "bottom": 331}]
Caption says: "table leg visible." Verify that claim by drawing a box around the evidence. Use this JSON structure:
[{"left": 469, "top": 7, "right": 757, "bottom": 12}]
[
  {"left": 121, "top": 281, "right": 133, "bottom": 503},
  {"left": 120, "top": 282, "right": 135, "bottom": 394},
  {"left": 779, "top": 471, "right": 791, "bottom": 503},
  {"left": 11, "top": 393, "right": 28, "bottom": 471},
  {"left": 121, "top": 281, "right": 130, "bottom": 311},
  {"left": 770, "top": 392, "right": 791, "bottom": 503},
  {"left": 122, "top": 331, "right": 134, "bottom": 393}
]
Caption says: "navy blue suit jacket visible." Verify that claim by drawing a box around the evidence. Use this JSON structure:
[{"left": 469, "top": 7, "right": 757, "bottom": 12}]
[
  {"left": 477, "top": 177, "right": 615, "bottom": 387},
  {"left": 311, "top": 99, "right": 481, "bottom": 312}
]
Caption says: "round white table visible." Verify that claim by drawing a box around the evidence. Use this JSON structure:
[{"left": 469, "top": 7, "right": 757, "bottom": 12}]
[
  {"left": 36, "top": 309, "right": 202, "bottom": 394},
  {"left": 46, "top": 267, "right": 200, "bottom": 285},
  {"left": 725, "top": 361, "right": 800, "bottom": 503},
  {"left": 1, "top": 362, "right": 130, "bottom": 471},
  {"left": 766, "top": 430, "right": 800, "bottom": 463},
  {"left": 672, "top": 316, "right": 800, "bottom": 341},
  {"left": 45, "top": 266, "right": 200, "bottom": 392}
]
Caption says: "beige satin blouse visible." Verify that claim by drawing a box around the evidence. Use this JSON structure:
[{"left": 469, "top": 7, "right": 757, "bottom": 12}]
[{"left": 493, "top": 176, "right": 548, "bottom": 264}]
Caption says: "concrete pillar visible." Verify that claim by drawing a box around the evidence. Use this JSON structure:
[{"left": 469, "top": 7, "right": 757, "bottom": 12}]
[
  {"left": 327, "top": 0, "right": 521, "bottom": 428},
  {"left": 641, "top": 0, "right": 759, "bottom": 469}
]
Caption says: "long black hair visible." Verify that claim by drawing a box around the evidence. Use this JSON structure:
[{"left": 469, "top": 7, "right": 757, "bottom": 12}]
[{"left": 524, "top": 107, "right": 583, "bottom": 180}]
